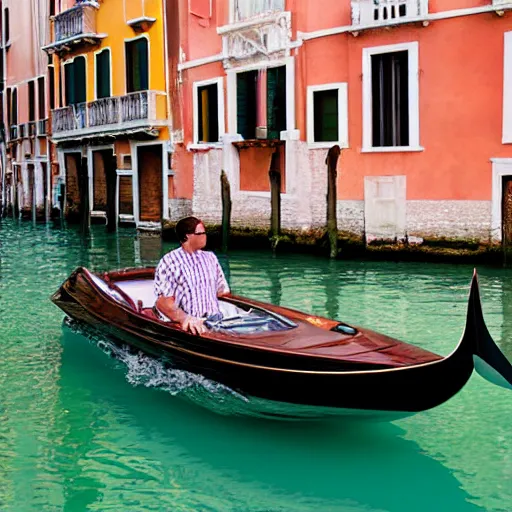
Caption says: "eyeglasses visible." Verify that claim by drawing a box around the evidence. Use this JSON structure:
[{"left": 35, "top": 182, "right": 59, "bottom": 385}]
[{"left": 191, "top": 231, "right": 207, "bottom": 236}]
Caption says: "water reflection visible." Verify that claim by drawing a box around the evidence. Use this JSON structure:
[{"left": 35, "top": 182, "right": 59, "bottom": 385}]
[{"left": 57, "top": 327, "right": 484, "bottom": 512}]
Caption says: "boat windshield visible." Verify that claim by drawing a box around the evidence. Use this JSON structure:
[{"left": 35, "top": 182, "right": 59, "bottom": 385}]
[{"left": 205, "top": 304, "right": 297, "bottom": 334}]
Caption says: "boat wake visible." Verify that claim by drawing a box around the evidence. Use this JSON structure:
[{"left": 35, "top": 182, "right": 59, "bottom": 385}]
[{"left": 63, "top": 318, "right": 412, "bottom": 422}]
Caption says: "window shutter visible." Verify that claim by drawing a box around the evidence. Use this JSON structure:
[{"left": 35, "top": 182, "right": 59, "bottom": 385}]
[
  {"left": 137, "top": 39, "right": 149, "bottom": 91},
  {"left": 237, "top": 71, "right": 257, "bottom": 139},
  {"left": 96, "top": 50, "right": 111, "bottom": 99},
  {"left": 74, "top": 57, "right": 87, "bottom": 104},
  {"left": 267, "top": 65, "right": 286, "bottom": 140},
  {"left": 65, "top": 63, "right": 75, "bottom": 106},
  {"left": 314, "top": 90, "right": 338, "bottom": 142}
]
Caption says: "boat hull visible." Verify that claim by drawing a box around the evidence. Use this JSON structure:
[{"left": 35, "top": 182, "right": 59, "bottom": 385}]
[{"left": 52, "top": 269, "right": 477, "bottom": 415}]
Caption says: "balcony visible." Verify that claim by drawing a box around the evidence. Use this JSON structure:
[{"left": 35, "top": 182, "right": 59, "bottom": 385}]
[
  {"left": 43, "top": 1, "right": 106, "bottom": 55},
  {"left": 351, "top": 0, "right": 428, "bottom": 27},
  {"left": 493, "top": 0, "right": 512, "bottom": 9},
  {"left": 218, "top": 10, "right": 292, "bottom": 68},
  {"left": 51, "top": 91, "right": 168, "bottom": 141}
]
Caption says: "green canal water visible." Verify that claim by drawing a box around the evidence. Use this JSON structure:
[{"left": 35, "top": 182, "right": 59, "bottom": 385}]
[{"left": 0, "top": 219, "right": 511, "bottom": 512}]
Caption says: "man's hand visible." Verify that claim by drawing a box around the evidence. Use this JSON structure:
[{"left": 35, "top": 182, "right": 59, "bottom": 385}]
[{"left": 181, "top": 315, "right": 207, "bottom": 335}]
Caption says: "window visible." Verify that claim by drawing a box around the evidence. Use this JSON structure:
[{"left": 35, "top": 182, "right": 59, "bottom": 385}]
[
  {"left": 236, "top": 65, "right": 286, "bottom": 140},
  {"left": 49, "top": 0, "right": 55, "bottom": 16},
  {"left": 197, "top": 83, "right": 219, "bottom": 143},
  {"left": 11, "top": 88, "right": 17, "bottom": 125},
  {"left": 125, "top": 38, "right": 149, "bottom": 93},
  {"left": 96, "top": 49, "right": 111, "bottom": 99},
  {"left": 28, "top": 81, "right": 35, "bottom": 122},
  {"left": 234, "top": 0, "right": 284, "bottom": 22},
  {"left": 48, "top": 66, "right": 55, "bottom": 110},
  {"left": 362, "top": 42, "right": 420, "bottom": 151},
  {"left": 38, "top": 77, "right": 45, "bottom": 119},
  {"left": 4, "top": 8, "right": 9, "bottom": 43},
  {"left": 371, "top": 51, "right": 408, "bottom": 147},
  {"left": 64, "top": 56, "right": 86, "bottom": 106},
  {"left": 307, "top": 83, "right": 348, "bottom": 146},
  {"left": 6, "top": 88, "right": 11, "bottom": 127}
]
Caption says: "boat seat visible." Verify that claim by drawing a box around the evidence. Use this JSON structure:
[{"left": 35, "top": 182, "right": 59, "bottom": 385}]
[
  {"left": 89, "top": 272, "right": 137, "bottom": 310},
  {"left": 115, "top": 279, "right": 157, "bottom": 309}
]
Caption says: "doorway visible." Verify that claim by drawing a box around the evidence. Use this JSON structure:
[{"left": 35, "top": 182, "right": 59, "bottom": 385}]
[{"left": 137, "top": 144, "right": 163, "bottom": 223}]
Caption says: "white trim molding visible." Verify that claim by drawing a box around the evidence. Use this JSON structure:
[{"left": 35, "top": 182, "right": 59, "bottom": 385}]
[
  {"left": 192, "top": 77, "right": 225, "bottom": 145},
  {"left": 503, "top": 31, "right": 512, "bottom": 144},
  {"left": 362, "top": 41, "right": 420, "bottom": 153},
  {"left": 307, "top": 82, "right": 348, "bottom": 147},
  {"left": 491, "top": 158, "right": 512, "bottom": 241}
]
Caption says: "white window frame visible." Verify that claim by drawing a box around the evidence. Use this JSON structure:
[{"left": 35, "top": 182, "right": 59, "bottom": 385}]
[
  {"left": 307, "top": 82, "right": 348, "bottom": 148},
  {"left": 191, "top": 77, "right": 225, "bottom": 148},
  {"left": 503, "top": 31, "right": 512, "bottom": 144},
  {"left": 362, "top": 41, "right": 422, "bottom": 153}
]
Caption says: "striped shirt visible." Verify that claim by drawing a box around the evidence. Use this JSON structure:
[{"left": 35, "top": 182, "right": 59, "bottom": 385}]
[{"left": 154, "top": 247, "right": 230, "bottom": 318}]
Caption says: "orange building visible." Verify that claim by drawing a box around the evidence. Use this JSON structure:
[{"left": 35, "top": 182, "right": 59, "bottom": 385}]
[
  {"left": 172, "top": 0, "right": 512, "bottom": 243},
  {"left": 43, "top": 0, "right": 171, "bottom": 229}
]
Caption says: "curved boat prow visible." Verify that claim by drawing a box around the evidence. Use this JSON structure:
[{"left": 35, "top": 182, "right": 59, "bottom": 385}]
[{"left": 465, "top": 270, "right": 512, "bottom": 390}]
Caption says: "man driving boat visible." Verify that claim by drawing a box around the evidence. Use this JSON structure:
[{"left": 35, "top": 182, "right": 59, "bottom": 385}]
[{"left": 154, "top": 216, "right": 230, "bottom": 335}]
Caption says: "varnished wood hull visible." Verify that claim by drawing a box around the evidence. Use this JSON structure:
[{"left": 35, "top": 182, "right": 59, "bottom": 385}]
[{"left": 51, "top": 267, "right": 512, "bottom": 416}]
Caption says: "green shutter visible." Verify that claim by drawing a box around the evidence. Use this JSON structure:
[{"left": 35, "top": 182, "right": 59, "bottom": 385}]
[
  {"left": 267, "top": 66, "right": 286, "bottom": 140},
  {"left": 137, "top": 39, "right": 149, "bottom": 91},
  {"left": 314, "top": 89, "right": 338, "bottom": 142},
  {"left": 126, "top": 39, "right": 149, "bottom": 93},
  {"left": 96, "top": 50, "right": 111, "bottom": 99},
  {"left": 236, "top": 71, "right": 257, "bottom": 140},
  {"left": 74, "top": 57, "right": 86, "bottom": 104},
  {"left": 65, "top": 63, "right": 75, "bottom": 106}
]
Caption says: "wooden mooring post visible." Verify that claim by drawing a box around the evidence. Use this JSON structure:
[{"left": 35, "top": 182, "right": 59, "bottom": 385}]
[
  {"left": 220, "top": 170, "right": 231, "bottom": 253},
  {"left": 326, "top": 145, "right": 341, "bottom": 259},
  {"left": 269, "top": 148, "right": 281, "bottom": 253}
]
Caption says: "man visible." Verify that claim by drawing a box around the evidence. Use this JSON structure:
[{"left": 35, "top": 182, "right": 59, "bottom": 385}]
[{"left": 154, "top": 216, "right": 230, "bottom": 335}]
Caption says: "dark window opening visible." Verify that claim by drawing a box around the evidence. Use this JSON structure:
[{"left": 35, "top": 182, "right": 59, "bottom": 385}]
[
  {"left": 11, "top": 88, "right": 17, "bottom": 125},
  {"left": 236, "top": 65, "right": 286, "bottom": 140},
  {"left": 65, "top": 56, "right": 86, "bottom": 106},
  {"left": 28, "top": 81, "right": 35, "bottom": 122},
  {"left": 49, "top": 0, "right": 55, "bottom": 16},
  {"left": 96, "top": 49, "right": 111, "bottom": 99},
  {"left": 38, "top": 77, "right": 45, "bottom": 119},
  {"left": 125, "top": 38, "right": 149, "bottom": 93},
  {"left": 313, "top": 89, "right": 338, "bottom": 142},
  {"left": 197, "top": 83, "right": 218, "bottom": 143},
  {"left": 48, "top": 66, "right": 55, "bottom": 110},
  {"left": 6, "top": 88, "right": 11, "bottom": 126},
  {"left": 371, "top": 50, "right": 409, "bottom": 147},
  {"left": 4, "top": 8, "right": 9, "bottom": 43}
]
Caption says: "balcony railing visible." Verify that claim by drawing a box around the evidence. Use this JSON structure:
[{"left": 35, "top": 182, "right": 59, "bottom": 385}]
[
  {"left": 493, "top": 0, "right": 512, "bottom": 7},
  {"left": 351, "top": 0, "right": 428, "bottom": 26},
  {"left": 43, "top": 1, "right": 104, "bottom": 54},
  {"left": 52, "top": 91, "right": 167, "bottom": 138}
]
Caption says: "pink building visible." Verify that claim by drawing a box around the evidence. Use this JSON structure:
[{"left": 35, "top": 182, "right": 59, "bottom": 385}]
[
  {"left": 1, "top": 0, "right": 53, "bottom": 219},
  {"left": 172, "top": 0, "right": 512, "bottom": 244}
]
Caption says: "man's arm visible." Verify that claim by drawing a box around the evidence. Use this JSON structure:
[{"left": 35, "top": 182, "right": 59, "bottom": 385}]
[{"left": 155, "top": 296, "right": 206, "bottom": 335}]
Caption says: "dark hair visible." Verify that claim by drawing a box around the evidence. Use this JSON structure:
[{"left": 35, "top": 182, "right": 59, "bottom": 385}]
[{"left": 175, "top": 216, "right": 202, "bottom": 244}]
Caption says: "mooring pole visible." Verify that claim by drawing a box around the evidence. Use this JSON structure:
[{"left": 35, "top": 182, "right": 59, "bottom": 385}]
[
  {"left": 326, "top": 145, "right": 341, "bottom": 259},
  {"left": 269, "top": 147, "right": 281, "bottom": 253},
  {"left": 221, "top": 170, "right": 231, "bottom": 253}
]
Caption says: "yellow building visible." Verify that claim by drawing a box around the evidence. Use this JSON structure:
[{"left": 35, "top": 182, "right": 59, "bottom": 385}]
[{"left": 43, "top": 0, "right": 171, "bottom": 229}]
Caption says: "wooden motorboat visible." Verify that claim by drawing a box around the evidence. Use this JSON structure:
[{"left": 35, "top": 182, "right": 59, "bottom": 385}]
[{"left": 51, "top": 267, "right": 512, "bottom": 419}]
